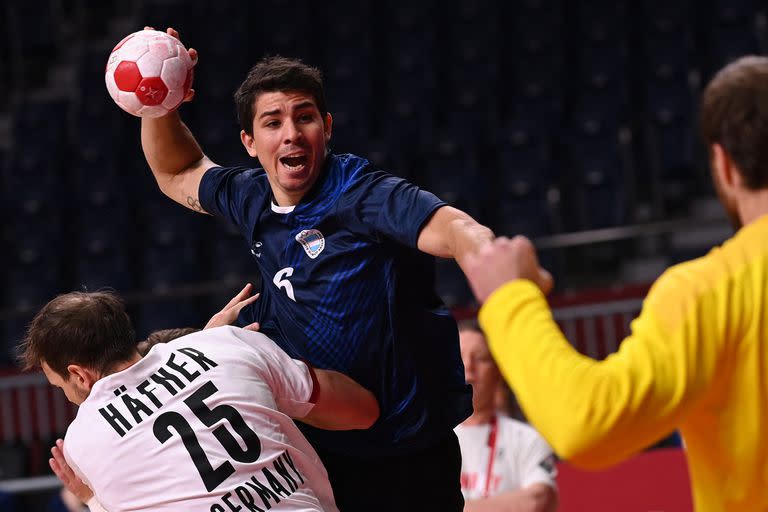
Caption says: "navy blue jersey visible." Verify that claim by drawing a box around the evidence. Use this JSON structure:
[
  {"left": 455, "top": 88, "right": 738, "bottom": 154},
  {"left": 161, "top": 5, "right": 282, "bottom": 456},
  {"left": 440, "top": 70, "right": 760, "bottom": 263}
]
[{"left": 199, "top": 153, "right": 472, "bottom": 456}]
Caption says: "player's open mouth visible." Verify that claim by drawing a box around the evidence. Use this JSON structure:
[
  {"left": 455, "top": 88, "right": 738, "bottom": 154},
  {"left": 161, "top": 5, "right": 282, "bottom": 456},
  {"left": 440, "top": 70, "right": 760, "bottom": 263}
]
[{"left": 280, "top": 154, "right": 308, "bottom": 170}]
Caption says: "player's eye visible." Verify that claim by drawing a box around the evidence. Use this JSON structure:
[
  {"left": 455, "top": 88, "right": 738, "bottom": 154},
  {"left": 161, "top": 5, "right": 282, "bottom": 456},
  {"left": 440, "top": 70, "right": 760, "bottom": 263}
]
[
  {"left": 264, "top": 120, "right": 280, "bottom": 128},
  {"left": 297, "top": 113, "right": 313, "bottom": 123}
]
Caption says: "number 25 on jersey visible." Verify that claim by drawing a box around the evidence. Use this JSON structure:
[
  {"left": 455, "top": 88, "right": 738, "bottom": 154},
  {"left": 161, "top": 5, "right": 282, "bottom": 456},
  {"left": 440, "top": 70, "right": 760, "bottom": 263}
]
[{"left": 153, "top": 381, "right": 262, "bottom": 491}]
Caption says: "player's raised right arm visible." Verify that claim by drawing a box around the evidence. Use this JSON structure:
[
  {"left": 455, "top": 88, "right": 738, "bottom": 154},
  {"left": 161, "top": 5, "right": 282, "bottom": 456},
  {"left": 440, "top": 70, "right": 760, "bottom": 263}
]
[
  {"left": 141, "top": 111, "right": 215, "bottom": 213},
  {"left": 140, "top": 27, "right": 217, "bottom": 213}
]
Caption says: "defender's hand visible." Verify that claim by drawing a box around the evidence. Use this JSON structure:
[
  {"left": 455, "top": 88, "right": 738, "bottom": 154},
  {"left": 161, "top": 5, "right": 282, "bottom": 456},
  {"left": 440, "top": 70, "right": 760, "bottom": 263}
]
[
  {"left": 50, "top": 439, "right": 94, "bottom": 504},
  {"left": 464, "top": 236, "right": 553, "bottom": 303},
  {"left": 205, "top": 283, "right": 261, "bottom": 331}
]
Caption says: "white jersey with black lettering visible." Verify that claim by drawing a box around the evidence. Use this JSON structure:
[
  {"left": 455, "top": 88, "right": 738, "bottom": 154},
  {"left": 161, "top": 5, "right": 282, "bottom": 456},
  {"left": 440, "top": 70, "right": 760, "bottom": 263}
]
[
  {"left": 63, "top": 326, "right": 338, "bottom": 512},
  {"left": 455, "top": 415, "right": 557, "bottom": 500}
]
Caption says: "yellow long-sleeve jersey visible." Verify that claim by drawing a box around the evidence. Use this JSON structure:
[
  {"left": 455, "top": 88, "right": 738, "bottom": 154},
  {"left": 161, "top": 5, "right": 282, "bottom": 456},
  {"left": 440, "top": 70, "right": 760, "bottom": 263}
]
[{"left": 479, "top": 214, "right": 768, "bottom": 511}]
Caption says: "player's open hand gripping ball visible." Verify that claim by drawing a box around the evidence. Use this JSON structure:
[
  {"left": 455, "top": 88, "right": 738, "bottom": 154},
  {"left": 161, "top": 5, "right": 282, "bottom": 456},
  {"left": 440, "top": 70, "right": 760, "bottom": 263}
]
[{"left": 105, "top": 28, "right": 196, "bottom": 118}]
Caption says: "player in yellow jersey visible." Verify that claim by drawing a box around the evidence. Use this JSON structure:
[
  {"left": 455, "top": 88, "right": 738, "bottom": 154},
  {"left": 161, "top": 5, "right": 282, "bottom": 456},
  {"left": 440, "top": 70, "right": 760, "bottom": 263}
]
[{"left": 463, "top": 55, "right": 768, "bottom": 512}]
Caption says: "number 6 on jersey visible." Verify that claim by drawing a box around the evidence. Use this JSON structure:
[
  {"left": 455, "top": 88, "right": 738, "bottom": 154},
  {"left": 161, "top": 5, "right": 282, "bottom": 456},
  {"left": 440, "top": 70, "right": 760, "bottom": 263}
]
[{"left": 273, "top": 267, "right": 296, "bottom": 301}]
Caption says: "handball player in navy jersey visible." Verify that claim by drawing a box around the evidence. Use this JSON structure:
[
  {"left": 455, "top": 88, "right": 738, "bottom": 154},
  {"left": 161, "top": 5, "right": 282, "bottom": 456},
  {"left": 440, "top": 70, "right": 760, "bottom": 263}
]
[{"left": 140, "top": 28, "right": 495, "bottom": 511}]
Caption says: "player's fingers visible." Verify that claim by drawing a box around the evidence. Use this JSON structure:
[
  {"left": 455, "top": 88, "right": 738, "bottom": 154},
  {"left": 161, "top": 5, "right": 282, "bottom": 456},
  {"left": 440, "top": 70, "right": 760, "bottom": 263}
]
[
  {"left": 203, "top": 312, "right": 223, "bottom": 329},
  {"left": 492, "top": 235, "right": 514, "bottom": 248},
  {"left": 49, "top": 458, "right": 70, "bottom": 485},
  {"left": 243, "top": 322, "right": 260, "bottom": 332},
  {"left": 232, "top": 283, "right": 254, "bottom": 305},
  {"left": 509, "top": 234, "right": 535, "bottom": 255},
  {"left": 188, "top": 48, "right": 198, "bottom": 65},
  {"left": 182, "top": 88, "right": 196, "bottom": 103},
  {"left": 166, "top": 27, "right": 179, "bottom": 38},
  {"left": 223, "top": 283, "right": 252, "bottom": 310},
  {"left": 49, "top": 455, "right": 72, "bottom": 485},
  {"left": 52, "top": 439, "right": 68, "bottom": 464},
  {"left": 49, "top": 456, "right": 62, "bottom": 476},
  {"left": 144, "top": 26, "right": 154, "bottom": 31},
  {"left": 51, "top": 442, "right": 74, "bottom": 478},
  {"left": 48, "top": 459, "right": 72, "bottom": 486},
  {"left": 233, "top": 293, "right": 260, "bottom": 313}
]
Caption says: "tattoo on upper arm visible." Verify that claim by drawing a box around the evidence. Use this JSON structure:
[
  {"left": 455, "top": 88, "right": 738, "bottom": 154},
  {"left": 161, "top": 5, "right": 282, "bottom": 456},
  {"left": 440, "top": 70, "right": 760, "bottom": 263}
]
[{"left": 186, "top": 196, "right": 204, "bottom": 212}]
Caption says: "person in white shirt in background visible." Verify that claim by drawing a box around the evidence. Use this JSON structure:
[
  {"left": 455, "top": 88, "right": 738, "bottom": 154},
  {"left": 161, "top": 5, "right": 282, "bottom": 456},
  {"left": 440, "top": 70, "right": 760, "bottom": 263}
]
[
  {"left": 20, "top": 286, "right": 378, "bottom": 512},
  {"left": 455, "top": 320, "right": 558, "bottom": 512}
]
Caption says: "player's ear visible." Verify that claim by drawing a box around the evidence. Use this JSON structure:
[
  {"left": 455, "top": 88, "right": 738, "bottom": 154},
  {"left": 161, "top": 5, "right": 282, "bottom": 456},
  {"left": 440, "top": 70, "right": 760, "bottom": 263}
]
[
  {"left": 240, "top": 130, "right": 258, "bottom": 158},
  {"left": 66, "top": 364, "right": 98, "bottom": 391},
  {"left": 324, "top": 112, "right": 333, "bottom": 143},
  {"left": 711, "top": 143, "right": 739, "bottom": 190}
]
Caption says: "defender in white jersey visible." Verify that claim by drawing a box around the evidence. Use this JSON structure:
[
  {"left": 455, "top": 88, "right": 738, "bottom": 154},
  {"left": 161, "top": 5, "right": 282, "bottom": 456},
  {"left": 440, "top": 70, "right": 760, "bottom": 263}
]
[
  {"left": 455, "top": 320, "right": 558, "bottom": 511},
  {"left": 19, "top": 291, "right": 379, "bottom": 512}
]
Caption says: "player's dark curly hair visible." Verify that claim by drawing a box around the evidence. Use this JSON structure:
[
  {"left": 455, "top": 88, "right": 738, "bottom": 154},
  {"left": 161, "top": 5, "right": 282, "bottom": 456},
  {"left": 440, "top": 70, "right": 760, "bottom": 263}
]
[
  {"left": 18, "top": 291, "right": 136, "bottom": 378},
  {"left": 234, "top": 55, "right": 327, "bottom": 135},
  {"left": 700, "top": 55, "right": 768, "bottom": 189}
]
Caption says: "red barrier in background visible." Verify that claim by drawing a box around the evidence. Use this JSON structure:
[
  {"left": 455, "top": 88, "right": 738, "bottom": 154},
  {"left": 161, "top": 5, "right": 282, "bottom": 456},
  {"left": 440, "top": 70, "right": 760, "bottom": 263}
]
[{"left": 557, "top": 448, "right": 693, "bottom": 511}]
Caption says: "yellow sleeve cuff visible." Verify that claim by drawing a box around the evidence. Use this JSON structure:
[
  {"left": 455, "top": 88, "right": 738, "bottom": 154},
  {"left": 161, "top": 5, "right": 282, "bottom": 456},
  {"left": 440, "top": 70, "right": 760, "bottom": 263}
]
[{"left": 478, "top": 279, "right": 547, "bottom": 344}]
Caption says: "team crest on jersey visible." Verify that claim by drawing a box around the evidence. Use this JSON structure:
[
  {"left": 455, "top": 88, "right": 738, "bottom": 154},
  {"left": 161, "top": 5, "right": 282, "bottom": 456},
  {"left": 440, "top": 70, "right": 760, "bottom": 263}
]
[{"left": 295, "top": 229, "right": 325, "bottom": 259}]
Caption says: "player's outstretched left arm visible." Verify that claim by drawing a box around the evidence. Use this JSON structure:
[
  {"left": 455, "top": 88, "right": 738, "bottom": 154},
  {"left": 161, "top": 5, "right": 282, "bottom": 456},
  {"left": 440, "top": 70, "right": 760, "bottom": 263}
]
[
  {"left": 466, "top": 236, "right": 717, "bottom": 469},
  {"left": 416, "top": 206, "right": 495, "bottom": 267}
]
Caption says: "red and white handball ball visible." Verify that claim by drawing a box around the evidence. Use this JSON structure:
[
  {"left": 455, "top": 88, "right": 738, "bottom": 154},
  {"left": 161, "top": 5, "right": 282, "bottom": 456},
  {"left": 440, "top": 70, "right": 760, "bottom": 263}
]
[{"left": 105, "top": 29, "right": 194, "bottom": 118}]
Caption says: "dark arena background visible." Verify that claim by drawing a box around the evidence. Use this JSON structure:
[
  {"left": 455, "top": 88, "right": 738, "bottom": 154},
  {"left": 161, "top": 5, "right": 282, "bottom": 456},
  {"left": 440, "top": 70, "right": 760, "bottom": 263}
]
[{"left": 0, "top": 0, "right": 766, "bottom": 510}]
